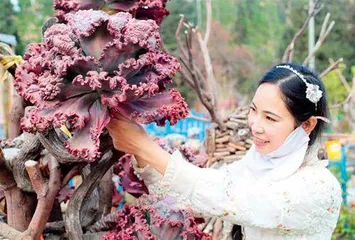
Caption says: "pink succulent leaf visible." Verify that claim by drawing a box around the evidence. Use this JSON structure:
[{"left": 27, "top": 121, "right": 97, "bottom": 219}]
[
  {"left": 123, "top": 18, "right": 161, "bottom": 50},
  {"left": 54, "top": 0, "right": 169, "bottom": 24},
  {"left": 21, "top": 93, "right": 97, "bottom": 133},
  {"left": 65, "top": 10, "right": 113, "bottom": 58},
  {"left": 102, "top": 205, "right": 156, "bottom": 240},
  {"left": 99, "top": 41, "right": 140, "bottom": 74},
  {"left": 54, "top": 0, "right": 105, "bottom": 13},
  {"left": 57, "top": 185, "right": 75, "bottom": 203},
  {"left": 114, "top": 154, "right": 148, "bottom": 198},
  {"left": 135, "top": 1, "right": 169, "bottom": 25},
  {"left": 43, "top": 23, "right": 80, "bottom": 56},
  {"left": 106, "top": 12, "right": 132, "bottom": 38},
  {"left": 110, "top": 89, "right": 189, "bottom": 126},
  {"left": 103, "top": 200, "right": 211, "bottom": 239},
  {"left": 14, "top": 66, "right": 42, "bottom": 105},
  {"left": 65, "top": 99, "right": 110, "bottom": 161},
  {"left": 54, "top": 84, "right": 95, "bottom": 102},
  {"left": 117, "top": 51, "right": 179, "bottom": 88},
  {"left": 66, "top": 56, "right": 99, "bottom": 77}
]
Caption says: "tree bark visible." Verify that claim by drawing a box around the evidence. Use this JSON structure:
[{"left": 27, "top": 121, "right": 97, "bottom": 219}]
[
  {"left": 98, "top": 167, "right": 113, "bottom": 219},
  {"left": 8, "top": 93, "right": 24, "bottom": 140},
  {"left": 0, "top": 147, "right": 36, "bottom": 231},
  {"left": 65, "top": 150, "right": 122, "bottom": 240},
  {"left": 12, "top": 134, "right": 42, "bottom": 192}
]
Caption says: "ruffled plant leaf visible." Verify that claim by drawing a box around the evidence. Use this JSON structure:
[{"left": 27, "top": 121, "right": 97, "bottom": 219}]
[{"left": 54, "top": 0, "right": 169, "bottom": 24}]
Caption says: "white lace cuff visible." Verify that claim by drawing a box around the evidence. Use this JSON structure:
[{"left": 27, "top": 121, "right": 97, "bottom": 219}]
[
  {"left": 160, "top": 150, "right": 203, "bottom": 199},
  {"left": 131, "top": 156, "right": 163, "bottom": 185}
]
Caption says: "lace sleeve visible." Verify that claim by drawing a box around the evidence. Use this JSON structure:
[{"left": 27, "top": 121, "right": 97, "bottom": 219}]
[
  {"left": 131, "top": 156, "right": 163, "bottom": 186},
  {"left": 154, "top": 150, "right": 342, "bottom": 235}
]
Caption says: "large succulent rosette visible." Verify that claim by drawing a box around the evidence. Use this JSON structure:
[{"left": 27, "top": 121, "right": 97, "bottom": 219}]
[{"left": 15, "top": 10, "right": 188, "bottom": 162}]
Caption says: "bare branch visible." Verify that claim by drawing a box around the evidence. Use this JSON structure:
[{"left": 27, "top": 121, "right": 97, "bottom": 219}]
[
  {"left": 0, "top": 148, "right": 17, "bottom": 191},
  {"left": 282, "top": 0, "right": 321, "bottom": 62},
  {"left": 174, "top": 3, "right": 225, "bottom": 130},
  {"left": 319, "top": 58, "right": 343, "bottom": 78},
  {"left": 38, "top": 130, "right": 83, "bottom": 163},
  {"left": 23, "top": 155, "right": 61, "bottom": 239},
  {"left": 12, "top": 134, "right": 42, "bottom": 192},
  {"left": 330, "top": 92, "right": 352, "bottom": 109},
  {"left": 303, "top": 12, "right": 335, "bottom": 66},
  {"left": 65, "top": 150, "right": 120, "bottom": 240},
  {"left": 187, "top": 114, "right": 211, "bottom": 122},
  {"left": 329, "top": 58, "right": 351, "bottom": 93},
  {"left": 0, "top": 222, "right": 21, "bottom": 239},
  {"left": 25, "top": 160, "right": 48, "bottom": 198},
  {"left": 204, "top": 0, "right": 212, "bottom": 44},
  {"left": 9, "top": 92, "right": 25, "bottom": 140},
  {"left": 175, "top": 15, "right": 188, "bottom": 60}
]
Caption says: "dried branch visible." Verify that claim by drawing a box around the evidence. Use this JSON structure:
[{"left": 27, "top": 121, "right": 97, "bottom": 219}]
[
  {"left": 303, "top": 12, "right": 335, "bottom": 66},
  {"left": 0, "top": 222, "right": 21, "bottom": 239},
  {"left": 187, "top": 114, "right": 211, "bottom": 122},
  {"left": 65, "top": 150, "right": 121, "bottom": 240},
  {"left": 97, "top": 167, "right": 113, "bottom": 219},
  {"left": 38, "top": 130, "right": 82, "bottom": 163},
  {"left": 204, "top": 0, "right": 212, "bottom": 44},
  {"left": 0, "top": 155, "right": 61, "bottom": 240},
  {"left": 22, "top": 155, "right": 61, "bottom": 239},
  {"left": 25, "top": 160, "right": 48, "bottom": 198},
  {"left": 282, "top": 0, "right": 321, "bottom": 62},
  {"left": 319, "top": 58, "right": 343, "bottom": 78},
  {"left": 329, "top": 58, "right": 351, "bottom": 93},
  {"left": 44, "top": 221, "right": 65, "bottom": 233},
  {"left": 8, "top": 92, "right": 25, "bottom": 140},
  {"left": 1, "top": 147, "right": 36, "bottom": 232},
  {"left": 89, "top": 211, "right": 118, "bottom": 233},
  {"left": 175, "top": 5, "right": 225, "bottom": 129},
  {"left": 175, "top": 15, "right": 188, "bottom": 60},
  {"left": 330, "top": 93, "right": 352, "bottom": 109},
  {"left": 12, "top": 134, "right": 42, "bottom": 192},
  {"left": 329, "top": 65, "right": 354, "bottom": 109},
  {"left": 0, "top": 148, "right": 17, "bottom": 192}
]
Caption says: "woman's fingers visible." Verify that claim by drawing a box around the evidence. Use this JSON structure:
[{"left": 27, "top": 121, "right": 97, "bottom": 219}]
[{"left": 111, "top": 111, "right": 131, "bottom": 122}]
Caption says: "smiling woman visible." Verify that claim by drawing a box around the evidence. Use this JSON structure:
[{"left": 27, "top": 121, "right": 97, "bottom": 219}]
[{"left": 107, "top": 63, "right": 342, "bottom": 240}]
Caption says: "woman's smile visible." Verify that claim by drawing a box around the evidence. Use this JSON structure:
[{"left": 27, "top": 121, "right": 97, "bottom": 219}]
[{"left": 252, "top": 135, "right": 270, "bottom": 148}]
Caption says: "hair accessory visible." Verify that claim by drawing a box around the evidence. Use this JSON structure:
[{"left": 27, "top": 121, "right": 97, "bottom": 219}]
[
  {"left": 276, "top": 65, "right": 323, "bottom": 110},
  {"left": 315, "top": 116, "right": 331, "bottom": 124}
]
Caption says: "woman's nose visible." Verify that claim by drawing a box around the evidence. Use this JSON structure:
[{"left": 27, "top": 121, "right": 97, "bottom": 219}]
[{"left": 250, "top": 120, "right": 265, "bottom": 134}]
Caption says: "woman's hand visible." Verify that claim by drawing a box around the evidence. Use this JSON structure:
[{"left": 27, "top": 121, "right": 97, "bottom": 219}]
[
  {"left": 107, "top": 113, "right": 171, "bottom": 174},
  {"left": 106, "top": 113, "right": 150, "bottom": 156}
]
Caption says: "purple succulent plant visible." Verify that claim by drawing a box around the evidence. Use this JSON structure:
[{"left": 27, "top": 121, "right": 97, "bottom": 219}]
[{"left": 15, "top": 10, "right": 188, "bottom": 162}]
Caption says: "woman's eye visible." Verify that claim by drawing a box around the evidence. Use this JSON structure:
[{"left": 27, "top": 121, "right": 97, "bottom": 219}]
[
  {"left": 266, "top": 116, "right": 276, "bottom": 122},
  {"left": 249, "top": 106, "right": 255, "bottom": 112}
]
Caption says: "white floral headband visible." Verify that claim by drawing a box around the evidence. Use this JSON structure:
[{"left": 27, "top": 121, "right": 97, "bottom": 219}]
[{"left": 276, "top": 65, "right": 330, "bottom": 124}]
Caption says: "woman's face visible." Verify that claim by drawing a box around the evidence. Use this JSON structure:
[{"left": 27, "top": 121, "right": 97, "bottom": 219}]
[{"left": 248, "top": 83, "right": 297, "bottom": 154}]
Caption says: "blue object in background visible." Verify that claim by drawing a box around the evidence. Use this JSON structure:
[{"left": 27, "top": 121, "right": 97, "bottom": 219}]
[
  {"left": 328, "top": 145, "right": 348, "bottom": 203},
  {"left": 144, "top": 110, "right": 211, "bottom": 142}
]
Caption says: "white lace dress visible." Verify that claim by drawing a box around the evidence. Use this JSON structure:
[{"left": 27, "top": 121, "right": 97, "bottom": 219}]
[{"left": 134, "top": 150, "right": 342, "bottom": 240}]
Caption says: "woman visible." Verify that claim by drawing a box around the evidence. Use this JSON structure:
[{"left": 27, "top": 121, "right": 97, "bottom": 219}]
[{"left": 107, "top": 63, "right": 342, "bottom": 239}]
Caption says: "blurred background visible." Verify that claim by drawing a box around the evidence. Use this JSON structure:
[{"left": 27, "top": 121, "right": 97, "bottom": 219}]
[{"left": 0, "top": 0, "right": 354, "bottom": 239}]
